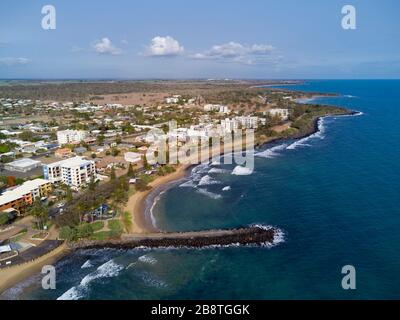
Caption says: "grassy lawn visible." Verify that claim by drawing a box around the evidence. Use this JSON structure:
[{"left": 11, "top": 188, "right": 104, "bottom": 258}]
[
  {"left": 89, "top": 220, "right": 123, "bottom": 241},
  {"left": 122, "top": 211, "right": 132, "bottom": 233},
  {"left": 90, "top": 221, "right": 105, "bottom": 232},
  {"left": 90, "top": 231, "right": 110, "bottom": 241},
  {"left": 108, "top": 219, "right": 123, "bottom": 235}
]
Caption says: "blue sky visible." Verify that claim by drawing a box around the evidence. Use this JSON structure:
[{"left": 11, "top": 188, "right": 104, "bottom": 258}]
[{"left": 0, "top": 0, "right": 399, "bottom": 79}]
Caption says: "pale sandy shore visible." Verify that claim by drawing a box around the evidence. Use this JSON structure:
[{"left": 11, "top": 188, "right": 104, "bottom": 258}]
[
  {"left": 0, "top": 243, "right": 68, "bottom": 295},
  {"left": 123, "top": 164, "right": 190, "bottom": 233}
]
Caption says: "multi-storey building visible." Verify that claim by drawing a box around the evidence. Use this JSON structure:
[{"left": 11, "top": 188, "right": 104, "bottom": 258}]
[
  {"left": 43, "top": 157, "right": 96, "bottom": 189},
  {"left": 0, "top": 179, "right": 52, "bottom": 213},
  {"left": 266, "top": 108, "right": 290, "bottom": 121},
  {"left": 235, "top": 116, "right": 259, "bottom": 129},
  {"left": 56, "top": 130, "right": 88, "bottom": 145}
]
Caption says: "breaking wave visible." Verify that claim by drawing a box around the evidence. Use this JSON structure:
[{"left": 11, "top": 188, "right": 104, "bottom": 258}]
[
  {"left": 256, "top": 144, "right": 288, "bottom": 159},
  {"left": 179, "top": 180, "right": 196, "bottom": 188},
  {"left": 57, "top": 286, "right": 83, "bottom": 301},
  {"left": 57, "top": 259, "right": 124, "bottom": 300},
  {"left": 232, "top": 165, "right": 253, "bottom": 176},
  {"left": 252, "top": 224, "right": 285, "bottom": 248},
  {"left": 138, "top": 254, "right": 157, "bottom": 265},
  {"left": 81, "top": 260, "right": 93, "bottom": 269},
  {"left": 286, "top": 117, "right": 326, "bottom": 150},
  {"left": 196, "top": 188, "right": 222, "bottom": 199},
  {"left": 198, "top": 175, "right": 221, "bottom": 186},
  {"left": 208, "top": 168, "right": 229, "bottom": 174}
]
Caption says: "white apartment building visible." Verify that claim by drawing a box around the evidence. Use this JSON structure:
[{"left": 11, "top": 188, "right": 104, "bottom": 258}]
[
  {"left": 165, "top": 95, "right": 181, "bottom": 104},
  {"left": 221, "top": 118, "right": 239, "bottom": 133},
  {"left": 57, "top": 130, "right": 88, "bottom": 145},
  {"left": 235, "top": 116, "right": 259, "bottom": 129},
  {"left": 267, "top": 108, "right": 290, "bottom": 121},
  {"left": 204, "top": 104, "right": 230, "bottom": 114},
  {"left": 221, "top": 116, "right": 259, "bottom": 133},
  {"left": 43, "top": 157, "right": 96, "bottom": 189}
]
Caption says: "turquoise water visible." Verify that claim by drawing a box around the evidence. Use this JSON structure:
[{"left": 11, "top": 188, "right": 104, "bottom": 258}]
[{"left": 5, "top": 80, "right": 400, "bottom": 300}]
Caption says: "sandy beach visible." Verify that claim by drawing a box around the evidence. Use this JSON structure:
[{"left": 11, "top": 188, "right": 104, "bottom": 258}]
[
  {"left": 0, "top": 243, "right": 68, "bottom": 295},
  {"left": 123, "top": 164, "right": 190, "bottom": 233}
]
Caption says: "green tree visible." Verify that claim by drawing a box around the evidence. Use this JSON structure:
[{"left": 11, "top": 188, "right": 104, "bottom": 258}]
[
  {"left": 0, "top": 212, "right": 10, "bottom": 226},
  {"left": 88, "top": 175, "right": 97, "bottom": 191},
  {"left": 59, "top": 226, "right": 78, "bottom": 241},
  {"left": 97, "top": 134, "right": 105, "bottom": 145},
  {"left": 142, "top": 154, "right": 151, "bottom": 170},
  {"left": 127, "top": 163, "right": 134, "bottom": 177},
  {"left": 77, "top": 223, "right": 94, "bottom": 239},
  {"left": 110, "top": 166, "right": 116, "bottom": 180},
  {"left": 28, "top": 199, "right": 49, "bottom": 230},
  {"left": 111, "top": 148, "right": 120, "bottom": 157}
]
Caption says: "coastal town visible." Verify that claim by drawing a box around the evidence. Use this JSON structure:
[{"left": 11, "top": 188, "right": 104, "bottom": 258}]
[{"left": 0, "top": 80, "right": 350, "bottom": 292}]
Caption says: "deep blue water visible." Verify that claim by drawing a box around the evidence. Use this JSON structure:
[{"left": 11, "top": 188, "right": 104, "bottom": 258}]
[{"left": 5, "top": 80, "right": 400, "bottom": 300}]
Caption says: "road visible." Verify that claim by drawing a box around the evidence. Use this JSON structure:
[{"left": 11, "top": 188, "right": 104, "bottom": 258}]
[{"left": 0, "top": 240, "right": 63, "bottom": 269}]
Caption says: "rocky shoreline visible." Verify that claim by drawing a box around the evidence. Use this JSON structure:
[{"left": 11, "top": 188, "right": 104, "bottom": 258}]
[{"left": 68, "top": 226, "right": 276, "bottom": 250}]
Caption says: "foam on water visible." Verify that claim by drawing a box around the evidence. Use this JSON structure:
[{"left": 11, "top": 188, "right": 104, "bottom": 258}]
[
  {"left": 208, "top": 168, "right": 229, "bottom": 174},
  {"left": 196, "top": 188, "right": 222, "bottom": 199},
  {"left": 251, "top": 224, "right": 285, "bottom": 248},
  {"left": 57, "top": 259, "right": 124, "bottom": 300},
  {"left": 138, "top": 254, "right": 158, "bottom": 265},
  {"left": 136, "top": 271, "right": 168, "bottom": 289},
  {"left": 81, "top": 260, "right": 93, "bottom": 269},
  {"left": 57, "top": 286, "right": 83, "bottom": 301},
  {"left": 232, "top": 166, "right": 253, "bottom": 176},
  {"left": 198, "top": 175, "right": 221, "bottom": 186},
  {"left": 222, "top": 186, "right": 231, "bottom": 191},
  {"left": 256, "top": 144, "right": 288, "bottom": 159},
  {"left": 286, "top": 117, "right": 326, "bottom": 150},
  {"left": 179, "top": 180, "right": 196, "bottom": 188}
]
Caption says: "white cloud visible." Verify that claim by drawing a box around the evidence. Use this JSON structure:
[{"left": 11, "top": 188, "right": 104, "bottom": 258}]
[
  {"left": 0, "top": 57, "right": 30, "bottom": 66},
  {"left": 190, "top": 41, "right": 275, "bottom": 65},
  {"left": 92, "top": 37, "right": 122, "bottom": 55},
  {"left": 145, "top": 36, "right": 184, "bottom": 57}
]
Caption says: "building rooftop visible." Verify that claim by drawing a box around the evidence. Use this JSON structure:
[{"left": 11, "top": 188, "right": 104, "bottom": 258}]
[
  {"left": 45, "top": 156, "right": 93, "bottom": 168},
  {"left": 0, "top": 179, "right": 51, "bottom": 206},
  {"left": 6, "top": 158, "right": 42, "bottom": 168}
]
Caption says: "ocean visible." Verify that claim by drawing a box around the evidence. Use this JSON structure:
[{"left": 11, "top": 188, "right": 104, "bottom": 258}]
[{"left": 3, "top": 80, "right": 400, "bottom": 300}]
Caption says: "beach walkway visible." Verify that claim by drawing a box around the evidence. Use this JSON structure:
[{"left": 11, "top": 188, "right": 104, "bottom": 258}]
[{"left": 0, "top": 240, "right": 63, "bottom": 269}]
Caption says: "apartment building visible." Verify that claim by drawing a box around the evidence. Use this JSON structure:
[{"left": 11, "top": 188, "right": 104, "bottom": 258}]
[
  {"left": 204, "top": 104, "right": 230, "bottom": 114},
  {"left": 43, "top": 157, "right": 96, "bottom": 189},
  {"left": 267, "top": 108, "right": 290, "bottom": 121},
  {"left": 56, "top": 130, "right": 88, "bottom": 145},
  {"left": 221, "top": 116, "right": 260, "bottom": 133},
  {"left": 0, "top": 179, "right": 52, "bottom": 213},
  {"left": 235, "top": 116, "right": 259, "bottom": 129}
]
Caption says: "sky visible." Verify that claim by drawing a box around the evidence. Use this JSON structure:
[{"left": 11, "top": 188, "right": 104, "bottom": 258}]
[{"left": 0, "top": 0, "right": 399, "bottom": 79}]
